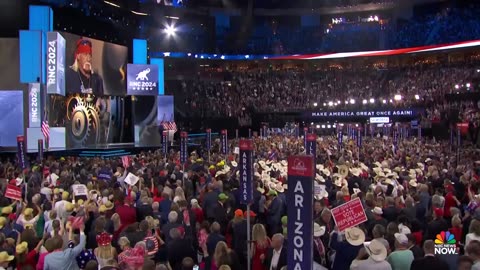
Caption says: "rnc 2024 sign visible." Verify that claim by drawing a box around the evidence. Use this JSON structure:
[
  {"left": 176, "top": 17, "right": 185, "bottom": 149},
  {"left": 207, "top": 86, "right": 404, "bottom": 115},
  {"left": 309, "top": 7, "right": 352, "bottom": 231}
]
[{"left": 127, "top": 64, "right": 159, "bottom": 96}]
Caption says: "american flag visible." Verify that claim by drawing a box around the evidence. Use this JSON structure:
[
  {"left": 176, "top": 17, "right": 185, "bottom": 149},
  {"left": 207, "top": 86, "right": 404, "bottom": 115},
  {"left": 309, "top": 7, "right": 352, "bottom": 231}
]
[
  {"left": 41, "top": 120, "right": 50, "bottom": 140},
  {"left": 161, "top": 114, "right": 177, "bottom": 133}
]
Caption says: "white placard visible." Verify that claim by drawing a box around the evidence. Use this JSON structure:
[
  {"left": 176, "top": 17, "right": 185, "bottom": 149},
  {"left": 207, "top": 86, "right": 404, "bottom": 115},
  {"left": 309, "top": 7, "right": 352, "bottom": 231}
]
[
  {"left": 370, "top": 117, "right": 390, "bottom": 124},
  {"left": 314, "top": 183, "right": 326, "bottom": 195},
  {"left": 72, "top": 184, "right": 88, "bottom": 196},
  {"left": 124, "top": 172, "right": 140, "bottom": 186},
  {"left": 234, "top": 147, "right": 240, "bottom": 154}
]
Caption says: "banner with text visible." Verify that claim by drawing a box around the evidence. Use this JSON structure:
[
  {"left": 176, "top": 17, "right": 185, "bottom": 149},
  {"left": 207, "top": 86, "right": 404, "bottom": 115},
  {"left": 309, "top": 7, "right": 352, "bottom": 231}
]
[
  {"left": 180, "top": 131, "right": 188, "bottom": 164},
  {"left": 306, "top": 133, "right": 317, "bottom": 157},
  {"left": 17, "top": 136, "right": 26, "bottom": 169},
  {"left": 221, "top": 129, "right": 228, "bottom": 155},
  {"left": 239, "top": 139, "right": 254, "bottom": 204},
  {"left": 46, "top": 32, "right": 66, "bottom": 96},
  {"left": 5, "top": 185, "right": 22, "bottom": 201},
  {"left": 127, "top": 64, "right": 159, "bottom": 96},
  {"left": 28, "top": 83, "right": 42, "bottom": 128},
  {"left": 304, "top": 108, "right": 422, "bottom": 121},
  {"left": 287, "top": 155, "right": 314, "bottom": 270},
  {"left": 331, "top": 197, "right": 368, "bottom": 231}
]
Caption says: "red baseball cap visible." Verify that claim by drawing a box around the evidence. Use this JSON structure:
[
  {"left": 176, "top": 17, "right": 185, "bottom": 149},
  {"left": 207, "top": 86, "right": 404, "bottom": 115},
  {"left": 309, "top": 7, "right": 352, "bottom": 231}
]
[
  {"left": 244, "top": 210, "right": 257, "bottom": 218},
  {"left": 434, "top": 207, "right": 444, "bottom": 217}
]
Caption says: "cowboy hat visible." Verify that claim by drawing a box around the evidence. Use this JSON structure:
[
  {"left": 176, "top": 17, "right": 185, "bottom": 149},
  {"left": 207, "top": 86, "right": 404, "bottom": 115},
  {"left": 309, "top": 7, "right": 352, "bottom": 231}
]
[
  {"left": 334, "top": 178, "right": 348, "bottom": 187},
  {"left": 345, "top": 227, "right": 365, "bottom": 246},
  {"left": 274, "top": 183, "right": 285, "bottom": 193},
  {"left": 266, "top": 160, "right": 273, "bottom": 165},
  {"left": 280, "top": 160, "right": 288, "bottom": 166},
  {"left": 314, "top": 223, "right": 326, "bottom": 237},
  {"left": 383, "top": 168, "right": 392, "bottom": 174},
  {"left": 337, "top": 165, "right": 349, "bottom": 177},
  {"left": 15, "top": 177, "right": 23, "bottom": 186},
  {"left": 425, "top": 158, "right": 432, "bottom": 163},
  {"left": 359, "top": 163, "right": 369, "bottom": 171},
  {"left": 372, "top": 207, "right": 383, "bottom": 215},
  {"left": 314, "top": 190, "right": 328, "bottom": 200},
  {"left": 316, "top": 164, "right": 325, "bottom": 171},
  {"left": 383, "top": 178, "right": 393, "bottom": 185},
  {"left": 254, "top": 172, "right": 261, "bottom": 179},
  {"left": 365, "top": 239, "right": 388, "bottom": 262},
  {"left": 350, "top": 168, "right": 361, "bottom": 177},
  {"left": 409, "top": 180, "right": 418, "bottom": 187},
  {"left": 315, "top": 174, "right": 325, "bottom": 183},
  {"left": 417, "top": 163, "right": 425, "bottom": 170},
  {"left": 231, "top": 161, "right": 238, "bottom": 167},
  {"left": 373, "top": 162, "right": 382, "bottom": 167},
  {"left": 321, "top": 169, "right": 331, "bottom": 177}
]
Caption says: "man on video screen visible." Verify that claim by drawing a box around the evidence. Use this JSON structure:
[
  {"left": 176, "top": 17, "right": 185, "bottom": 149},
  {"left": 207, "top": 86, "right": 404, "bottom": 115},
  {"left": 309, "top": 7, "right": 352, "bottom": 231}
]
[{"left": 66, "top": 39, "right": 104, "bottom": 95}]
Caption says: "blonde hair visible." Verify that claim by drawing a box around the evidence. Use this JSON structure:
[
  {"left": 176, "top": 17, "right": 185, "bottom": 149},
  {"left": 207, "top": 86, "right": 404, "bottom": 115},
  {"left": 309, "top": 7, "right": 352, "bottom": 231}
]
[
  {"left": 252, "top": 224, "right": 269, "bottom": 249},
  {"left": 218, "top": 266, "right": 232, "bottom": 270},
  {"left": 174, "top": 187, "right": 186, "bottom": 201},
  {"left": 96, "top": 244, "right": 115, "bottom": 260},
  {"left": 470, "top": 219, "right": 480, "bottom": 236},
  {"left": 111, "top": 213, "right": 121, "bottom": 231},
  {"left": 452, "top": 214, "right": 462, "bottom": 227},
  {"left": 214, "top": 241, "right": 229, "bottom": 267}
]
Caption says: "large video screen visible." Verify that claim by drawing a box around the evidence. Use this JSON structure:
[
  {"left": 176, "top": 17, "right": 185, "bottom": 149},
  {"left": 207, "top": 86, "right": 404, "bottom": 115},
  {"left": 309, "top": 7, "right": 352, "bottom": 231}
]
[
  {"left": 134, "top": 95, "right": 174, "bottom": 147},
  {"left": 61, "top": 32, "right": 127, "bottom": 96},
  {"left": 48, "top": 94, "right": 133, "bottom": 149},
  {"left": 0, "top": 91, "right": 23, "bottom": 146}
]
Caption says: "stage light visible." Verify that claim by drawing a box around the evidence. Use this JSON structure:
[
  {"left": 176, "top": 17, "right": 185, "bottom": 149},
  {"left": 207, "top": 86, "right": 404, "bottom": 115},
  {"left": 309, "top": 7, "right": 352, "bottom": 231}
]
[
  {"left": 328, "top": 101, "right": 333, "bottom": 106},
  {"left": 321, "top": 125, "right": 326, "bottom": 129},
  {"left": 316, "top": 124, "right": 320, "bottom": 128},
  {"left": 350, "top": 99, "right": 355, "bottom": 104},
  {"left": 369, "top": 98, "right": 374, "bottom": 104},
  {"left": 345, "top": 100, "right": 349, "bottom": 104},
  {"left": 187, "top": 53, "right": 191, "bottom": 56},
  {"left": 327, "top": 125, "right": 331, "bottom": 128},
  {"left": 394, "top": 95, "right": 402, "bottom": 101},
  {"left": 382, "top": 99, "right": 387, "bottom": 104},
  {"left": 333, "top": 124, "right": 336, "bottom": 128},
  {"left": 389, "top": 99, "right": 393, "bottom": 103},
  {"left": 311, "top": 122, "right": 314, "bottom": 125},
  {"left": 221, "top": 55, "right": 225, "bottom": 59},
  {"left": 466, "top": 83, "right": 471, "bottom": 88},
  {"left": 245, "top": 55, "right": 250, "bottom": 59},
  {"left": 455, "top": 84, "right": 459, "bottom": 89},
  {"left": 323, "top": 103, "right": 326, "bottom": 106},
  {"left": 313, "top": 102, "right": 318, "bottom": 107},
  {"left": 355, "top": 124, "right": 359, "bottom": 127},
  {"left": 414, "top": 94, "right": 420, "bottom": 100},
  {"left": 362, "top": 99, "right": 367, "bottom": 104},
  {"left": 164, "top": 24, "right": 176, "bottom": 36}
]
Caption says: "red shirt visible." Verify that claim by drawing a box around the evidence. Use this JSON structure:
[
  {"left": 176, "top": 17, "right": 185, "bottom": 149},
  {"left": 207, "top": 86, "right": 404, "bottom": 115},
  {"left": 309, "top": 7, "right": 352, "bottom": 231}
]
[
  {"left": 192, "top": 208, "right": 204, "bottom": 224},
  {"left": 412, "top": 231, "right": 423, "bottom": 247},
  {"left": 116, "top": 204, "right": 137, "bottom": 226},
  {"left": 17, "top": 249, "right": 37, "bottom": 270},
  {"left": 444, "top": 192, "right": 457, "bottom": 218},
  {"left": 449, "top": 227, "right": 463, "bottom": 244}
]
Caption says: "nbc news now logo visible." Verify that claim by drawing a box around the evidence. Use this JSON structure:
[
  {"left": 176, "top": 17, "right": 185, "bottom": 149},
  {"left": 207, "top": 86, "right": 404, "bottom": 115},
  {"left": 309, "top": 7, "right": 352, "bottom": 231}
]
[{"left": 434, "top": 231, "right": 459, "bottom": 255}]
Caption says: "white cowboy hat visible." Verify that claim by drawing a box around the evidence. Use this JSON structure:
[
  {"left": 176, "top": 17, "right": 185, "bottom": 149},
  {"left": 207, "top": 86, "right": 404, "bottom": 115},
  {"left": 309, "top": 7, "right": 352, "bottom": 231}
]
[
  {"left": 314, "top": 190, "right": 328, "bottom": 201},
  {"left": 425, "top": 158, "right": 432, "bottom": 163},
  {"left": 359, "top": 163, "right": 369, "bottom": 172},
  {"left": 409, "top": 180, "right": 418, "bottom": 187},
  {"left": 254, "top": 172, "right": 261, "bottom": 179},
  {"left": 266, "top": 160, "right": 273, "bottom": 165},
  {"left": 365, "top": 239, "right": 388, "bottom": 262},
  {"left": 314, "top": 223, "right": 326, "bottom": 237},
  {"left": 383, "top": 178, "right": 393, "bottom": 185},
  {"left": 322, "top": 169, "right": 331, "bottom": 177},
  {"left": 268, "top": 182, "right": 276, "bottom": 190},
  {"left": 415, "top": 168, "right": 423, "bottom": 175},
  {"left": 282, "top": 184, "right": 288, "bottom": 191},
  {"left": 223, "top": 165, "right": 231, "bottom": 173},
  {"left": 258, "top": 160, "right": 266, "bottom": 167},
  {"left": 372, "top": 207, "right": 383, "bottom": 215},
  {"left": 231, "top": 161, "right": 238, "bottom": 168},
  {"left": 316, "top": 164, "right": 325, "bottom": 171},
  {"left": 383, "top": 168, "right": 392, "bottom": 174},
  {"left": 417, "top": 163, "right": 425, "bottom": 170},
  {"left": 350, "top": 168, "right": 361, "bottom": 177},
  {"left": 381, "top": 161, "right": 389, "bottom": 168},
  {"left": 375, "top": 171, "right": 386, "bottom": 178},
  {"left": 315, "top": 174, "right": 325, "bottom": 183},
  {"left": 345, "top": 227, "right": 365, "bottom": 246},
  {"left": 274, "top": 183, "right": 285, "bottom": 193},
  {"left": 373, "top": 167, "right": 383, "bottom": 174},
  {"left": 373, "top": 162, "right": 382, "bottom": 168},
  {"left": 280, "top": 160, "right": 288, "bottom": 166},
  {"left": 15, "top": 177, "right": 23, "bottom": 186}
]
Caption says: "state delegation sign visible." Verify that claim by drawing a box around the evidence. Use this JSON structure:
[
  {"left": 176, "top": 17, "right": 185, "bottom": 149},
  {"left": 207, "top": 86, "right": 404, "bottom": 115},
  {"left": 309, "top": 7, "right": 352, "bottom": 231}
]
[{"left": 331, "top": 197, "right": 368, "bottom": 232}]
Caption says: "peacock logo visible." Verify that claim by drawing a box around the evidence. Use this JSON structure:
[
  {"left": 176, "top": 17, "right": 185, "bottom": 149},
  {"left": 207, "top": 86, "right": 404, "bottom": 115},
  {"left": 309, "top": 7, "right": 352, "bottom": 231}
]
[{"left": 434, "top": 231, "right": 458, "bottom": 255}]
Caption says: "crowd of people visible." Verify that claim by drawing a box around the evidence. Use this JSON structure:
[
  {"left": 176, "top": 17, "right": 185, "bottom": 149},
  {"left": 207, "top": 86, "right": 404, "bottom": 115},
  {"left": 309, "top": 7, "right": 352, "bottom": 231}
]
[
  {"left": 1, "top": 130, "right": 480, "bottom": 270},
  {"left": 177, "top": 60, "right": 480, "bottom": 126}
]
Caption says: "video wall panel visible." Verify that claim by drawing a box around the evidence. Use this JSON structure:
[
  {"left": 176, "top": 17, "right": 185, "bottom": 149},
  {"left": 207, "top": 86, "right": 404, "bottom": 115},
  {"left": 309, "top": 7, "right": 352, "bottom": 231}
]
[{"left": 0, "top": 91, "right": 24, "bottom": 147}]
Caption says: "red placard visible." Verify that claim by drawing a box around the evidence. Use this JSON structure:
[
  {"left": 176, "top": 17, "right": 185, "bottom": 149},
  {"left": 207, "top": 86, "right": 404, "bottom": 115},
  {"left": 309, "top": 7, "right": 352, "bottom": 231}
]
[
  {"left": 307, "top": 133, "right": 317, "bottom": 142},
  {"left": 239, "top": 139, "right": 253, "bottom": 151},
  {"left": 287, "top": 155, "right": 314, "bottom": 177},
  {"left": 5, "top": 185, "right": 22, "bottom": 201},
  {"left": 331, "top": 197, "right": 368, "bottom": 231}
]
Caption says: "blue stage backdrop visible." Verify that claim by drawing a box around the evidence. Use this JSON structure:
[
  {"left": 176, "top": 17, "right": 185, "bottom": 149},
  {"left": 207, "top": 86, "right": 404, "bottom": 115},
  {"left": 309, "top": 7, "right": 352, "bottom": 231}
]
[{"left": 0, "top": 91, "right": 24, "bottom": 147}]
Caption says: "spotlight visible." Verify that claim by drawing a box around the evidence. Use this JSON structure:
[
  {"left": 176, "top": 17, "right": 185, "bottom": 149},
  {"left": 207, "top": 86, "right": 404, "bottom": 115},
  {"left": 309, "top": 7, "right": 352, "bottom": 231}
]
[
  {"left": 327, "top": 125, "right": 331, "bottom": 128},
  {"left": 311, "top": 122, "right": 314, "bottom": 125},
  {"left": 313, "top": 102, "right": 318, "bottom": 107},
  {"left": 455, "top": 84, "right": 459, "bottom": 89},
  {"left": 394, "top": 95, "right": 402, "bottom": 101},
  {"left": 350, "top": 99, "right": 355, "bottom": 104},
  {"left": 389, "top": 99, "right": 393, "bottom": 103},
  {"left": 323, "top": 103, "right": 326, "bottom": 106},
  {"left": 316, "top": 125, "right": 320, "bottom": 129},
  {"left": 362, "top": 99, "right": 367, "bottom": 104},
  {"left": 382, "top": 99, "right": 387, "bottom": 104},
  {"left": 321, "top": 125, "right": 326, "bottom": 129},
  {"left": 345, "top": 100, "right": 349, "bottom": 105},
  {"left": 414, "top": 94, "right": 420, "bottom": 100},
  {"left": 333, "top": 124, "right": 336, "bottom": 128},
  {"left": 369, "top": 98, "right": 374, "bottom": 104},
  {"left": 164, "top": 24, "right": 176, "bottom": 36},
  {"left": 355, "top": 124, "right": 359, "bottom": 127},
  {"left": 466, "top": 83, "right": 471, "bottom": 88},
  {"left": 328, "top": 101, "right": 333, "bottom": 106}
]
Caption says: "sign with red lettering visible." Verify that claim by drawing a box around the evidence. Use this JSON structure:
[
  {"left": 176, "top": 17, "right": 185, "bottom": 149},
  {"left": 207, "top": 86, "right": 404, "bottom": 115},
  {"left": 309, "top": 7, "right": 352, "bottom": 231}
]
[
  {"left": 331, "top": 197, "right": 368, "bottom": 231},
  {"left": 5, "top": 185, "right": 22, "bottom": 201}
]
